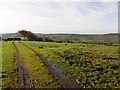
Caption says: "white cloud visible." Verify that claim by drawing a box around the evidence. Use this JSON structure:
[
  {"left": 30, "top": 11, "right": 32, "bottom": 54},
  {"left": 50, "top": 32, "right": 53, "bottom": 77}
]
[
  {"left": 0, "top": 0, "right": 119, "bottom": 2},
  {"left": 0, "top": 1, "right": 118, "bottom": 34}
]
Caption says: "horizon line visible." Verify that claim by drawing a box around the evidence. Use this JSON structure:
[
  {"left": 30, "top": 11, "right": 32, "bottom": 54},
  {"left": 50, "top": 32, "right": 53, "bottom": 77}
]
[{"left": 1, "top": 32, "right": 119, "bottom": 35}]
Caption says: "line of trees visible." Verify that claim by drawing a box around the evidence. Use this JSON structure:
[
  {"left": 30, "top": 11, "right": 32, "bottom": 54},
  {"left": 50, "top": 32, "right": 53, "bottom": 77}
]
[{"left": 18, "top": 30, "right": 116, "bottom": 45}]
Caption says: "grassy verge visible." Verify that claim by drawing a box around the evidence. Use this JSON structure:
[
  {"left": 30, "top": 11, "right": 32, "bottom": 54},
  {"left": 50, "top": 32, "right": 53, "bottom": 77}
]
[
  {"left": 15, "top": 42, "right": 59, "bottom": 88},
  {"left": 21, "top": 41, "right": 120, "bottom": 88},
  {"left": 2, "top": 41, "right": 16, "bottom": 88},
  {"left": 0, "top": 41, "right": 2, "bottom": 88}
]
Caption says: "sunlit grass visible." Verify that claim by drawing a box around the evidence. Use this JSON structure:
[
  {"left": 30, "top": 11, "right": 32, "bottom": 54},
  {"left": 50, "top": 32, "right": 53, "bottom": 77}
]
[
  {"left": 15, "top": 42, "right": 59, "bottom": 88},
  {"left": 2, "top": 41, "right": 16, "bottom": 88},
  {"left": 22, "top": 41, "right": 120, "bottom": 88}
]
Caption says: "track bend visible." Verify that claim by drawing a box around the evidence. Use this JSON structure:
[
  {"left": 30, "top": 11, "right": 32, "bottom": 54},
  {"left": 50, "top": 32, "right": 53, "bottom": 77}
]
[
  {"left": 13, "top": 42, "right": 33, "bottom": 88},
  {"left": 20, "top": 42, "right": 80, "bottom": 88}
]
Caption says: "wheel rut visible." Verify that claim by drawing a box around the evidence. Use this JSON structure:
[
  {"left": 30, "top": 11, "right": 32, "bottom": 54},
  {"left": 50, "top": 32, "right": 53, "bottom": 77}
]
[
  {"left": 20, "top": 42, "right": 80, "bottom": 88},
  {"left": 13, "top": 42, "right": 33, "bottom": 88}
]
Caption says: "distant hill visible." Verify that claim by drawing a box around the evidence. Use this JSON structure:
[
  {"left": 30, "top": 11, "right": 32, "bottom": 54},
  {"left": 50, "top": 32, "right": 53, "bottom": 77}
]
[
  {"left": 2, "top": 33, "right": 119, "bottom": 43},
  {"left": 2, "top": 33, "right": 21, "bottom": 39},
  {"left": 36, "top": 33, "right": 119, "bottom": 43}
]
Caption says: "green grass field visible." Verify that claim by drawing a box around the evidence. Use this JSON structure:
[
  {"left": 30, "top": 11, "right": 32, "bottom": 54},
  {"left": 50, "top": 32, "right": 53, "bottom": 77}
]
[
  {"left": 2, "top": 41, "right": 16, "bottom": 88},
  {"left": 2, "top": 41, "right": 120, "bottom": 88},
  {"left": 21, "top": 41, "right": 120, "bottom": 88},
  {"left": 15, "top": 42, "right": 59, "bottom": 88},
  {"left": 2, "top": 41, "right": 59, "bottom": 88}
]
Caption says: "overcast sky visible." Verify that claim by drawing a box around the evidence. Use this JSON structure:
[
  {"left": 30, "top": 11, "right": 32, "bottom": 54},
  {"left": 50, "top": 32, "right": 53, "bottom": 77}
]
[{"left": 0, "top": 0, "right": 118, "bottom": 34}]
